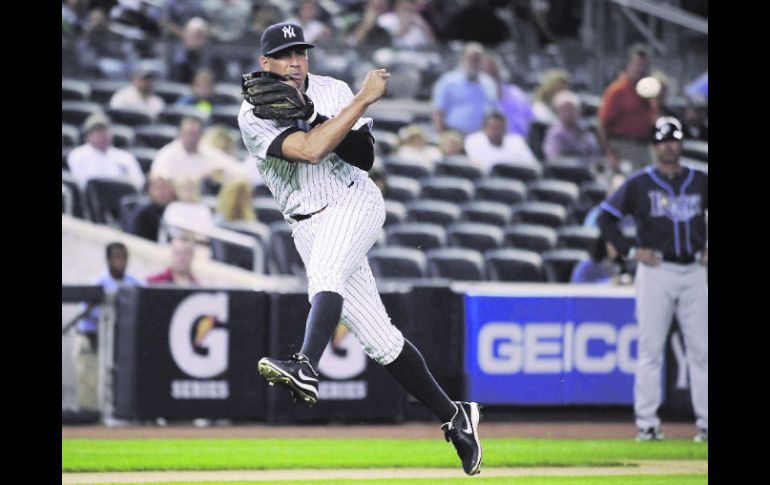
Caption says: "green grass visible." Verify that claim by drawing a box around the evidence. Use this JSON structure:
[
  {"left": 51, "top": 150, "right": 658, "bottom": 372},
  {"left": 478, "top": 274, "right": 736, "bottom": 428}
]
[
  {"left": 68, "top": 475, "right": 708, "bottom": 485},
  {"left": 62, "top": 438, "right": 707, "bottom": 472}
]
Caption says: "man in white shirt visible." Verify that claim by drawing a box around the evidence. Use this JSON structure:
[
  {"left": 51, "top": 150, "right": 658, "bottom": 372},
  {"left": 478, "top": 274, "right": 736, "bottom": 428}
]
[
  {"left": 150, "top": 116, "right": 230, "bottom": 197},
  {"left": 464, "top": 111, "right": 539, "bottom": 174},
  {"left": 108, "top": 64, "right": 166, "bottom": 119},
  {"left": 67, "top": 113, "right": 146, "bottom": 191}
]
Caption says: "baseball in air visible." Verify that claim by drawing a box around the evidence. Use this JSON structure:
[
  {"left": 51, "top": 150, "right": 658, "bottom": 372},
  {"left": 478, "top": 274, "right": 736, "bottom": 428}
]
[{"left": 636, "top": 76, "right": 662, "bottom": 99}]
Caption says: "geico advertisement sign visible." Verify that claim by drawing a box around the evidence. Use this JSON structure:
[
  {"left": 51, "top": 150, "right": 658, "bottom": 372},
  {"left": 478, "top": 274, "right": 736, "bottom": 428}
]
[
  {"left": 477, "top": 322, "right": 638, "bottom": 375},
  {"left": 168, "top": 292, "right": 230, "bottom": 399}
]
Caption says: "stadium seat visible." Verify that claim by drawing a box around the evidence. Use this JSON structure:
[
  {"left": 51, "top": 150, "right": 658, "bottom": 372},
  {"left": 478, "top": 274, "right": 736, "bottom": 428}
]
[
  {"left": 385, "top": 222, "right": 446, "bottom": 250},
  {"left": 134, "top": 124, "right": 179, "bottom": 149},
  {"left": 268, "top": 222, "right": 305, "bottom": 275},
  {"left": 544, "top": 158, "right": 595, "bottom": 184},
  {"left": 384, "top": 199, "right": 407, "bottom": 226},
  {"left": 682, "top": 139, "right": 708, "bottom": 162},
  {"left": 212, "top": 83, "right": 243, "bottom": 105},
  {"left": 130, "top": 147, "right": 158, "bottom": 174},
  {"left": 62, "top": 147, "right": 72, "bottom": 170},
  {"left": 419, "top": 176, "right": 475, "bottom": 203},
  {"left": 484, "top": 248, "right": 544, "bottom": 282},
  {"left": 503, "top": 224, "right": 558, "bottom": 253},
  {"left": 579, "top": 179, "right": 608, "bottom": 207},
  {"left": 253, "top": 196, "right": 284, "bottom": 224},
  {"left": 527, "top": 178, "right": 580, "bottom": 209},
  {"left": 460, "top": 200, "right": 512, "bottom": 226},
  {"left": 253, "top": 184, "right": 272, "bottom": 197},
  {"left": 62, "top": 123, "right": 80, "bottom": 147},
  {"left": 153, "top": 81, "right": 191, "bottom": 104},
  {"left": 158, "top": 105, "right": 210, "bottom": 126},
  {"left": 405, "top": 199, "right": 461, "bottom": 225},
  {"left": 371, "top": 130, "right": 400, "bottom": 155},
  {"left": 210, "top": 105, "right": 242, "bottom": 129},
  {"left": 474, "top": 177, "right": 527, "bottom": 204},
  {"left": 490, "top": 161, "right": 543, "bottom": 182},
  {"left": 384, "top": 156, "right": 432, "bottom": 179},
  {"left": 368, "top": 246, "right": 427, "bottom": 278},
  {"left": 62, "top": 79, "right": 91, "bottom": 102},
  {"left": 210, "top": 233, "right": 265, "bottom": 272},
  {"left": 557, "top": 225, "right": 600, "bottom": 251},
  {"left": 62, "top": 101, "right": 103, "bottom": 126},
  {"left": 426, "top": 247, "right": 484, "bottom": 281},
  {"left": 542, "top": 248, "right": 590, "bottom": 283},
  {"left": 106, "top": 107, "right": 154, "bottom": 127},
  {"left": 434, "top": 155, "right": 484, "bottom": 180},
  {"left": 385, "top": 175, "right": 421, "bottom": 202},
  {"left": 62, "top": 171, "right": 85, "bottom": 219},
  {"left": 84, "top": 177, "right": 139, "bottom": 225},
  {"left": 511, "top": 201, "right": 568, "bottom": 228},
  {"left": 446, "top": 222, "right": 504, "bottom": 253},
  {"left": 118, "top": 193, "right": 151, "bottom": 231},
  {"left": 110, "top": 124, "right": 136, "bottom": 149}
]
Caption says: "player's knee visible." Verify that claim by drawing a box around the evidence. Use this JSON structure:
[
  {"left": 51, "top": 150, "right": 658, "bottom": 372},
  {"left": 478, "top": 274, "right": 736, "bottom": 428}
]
[{"left": 365, "top": 329, "right": 405, "bottom": 365}]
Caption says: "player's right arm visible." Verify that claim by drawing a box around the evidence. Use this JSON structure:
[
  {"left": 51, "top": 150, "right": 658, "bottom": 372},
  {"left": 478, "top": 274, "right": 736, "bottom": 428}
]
[{"left": 280, "top": 69, "right": 390, "bottom": 164}]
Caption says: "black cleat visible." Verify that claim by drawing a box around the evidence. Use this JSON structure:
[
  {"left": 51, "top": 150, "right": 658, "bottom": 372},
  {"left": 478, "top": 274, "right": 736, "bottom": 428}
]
[
  {"left": 258, "top": 353, "right": 319, "bottom": 407},
  {"left": 442, "top": 401, "right": 483, "bottom": 475},
  {"left": 636, "top": 426, "right": 665, "bottom": 441}
]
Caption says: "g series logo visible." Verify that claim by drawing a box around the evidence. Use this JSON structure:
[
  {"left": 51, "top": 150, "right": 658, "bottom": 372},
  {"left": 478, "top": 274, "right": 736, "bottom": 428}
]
[
  {"left": 478, "top": 322, "right": 638, "bottom": 375},
  {"left": 168, "top": 293, "right": 230, "bottom": 400}
]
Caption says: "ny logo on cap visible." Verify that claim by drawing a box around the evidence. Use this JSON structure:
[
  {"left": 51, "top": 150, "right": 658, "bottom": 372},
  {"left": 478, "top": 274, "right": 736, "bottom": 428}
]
[{"left": 282, "top": 25, "right": 296, "bottom": 38}]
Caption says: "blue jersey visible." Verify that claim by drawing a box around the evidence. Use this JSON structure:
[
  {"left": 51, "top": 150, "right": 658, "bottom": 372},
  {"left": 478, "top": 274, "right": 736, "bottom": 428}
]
[{"left": 598, "top": 165, "right": 708, "bottom": 259}]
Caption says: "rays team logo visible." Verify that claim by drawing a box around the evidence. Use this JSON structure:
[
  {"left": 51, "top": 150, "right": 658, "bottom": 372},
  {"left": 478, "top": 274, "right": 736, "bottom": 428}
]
[
  {"left": 648, "top": 192, "right": 702, "bottom": 221},
  {"left": 282, "top": 25, "right": 296, "bottom": 38},
  {"left": 317, "top": 325, "right": 368, "bottom": 400},
  {"left": 169, "top": 293, "right": 230, "bottom": 399}
]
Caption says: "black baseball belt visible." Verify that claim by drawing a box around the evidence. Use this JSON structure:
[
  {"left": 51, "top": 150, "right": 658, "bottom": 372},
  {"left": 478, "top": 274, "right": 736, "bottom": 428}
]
[{"left": 289, "top": 181, "right": 355, "bottom": 222}]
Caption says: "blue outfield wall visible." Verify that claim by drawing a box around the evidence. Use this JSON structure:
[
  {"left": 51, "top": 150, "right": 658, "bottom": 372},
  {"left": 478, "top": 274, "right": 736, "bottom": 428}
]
[{"left": 464, "top": 288, "right": 642, "bottom": 405}]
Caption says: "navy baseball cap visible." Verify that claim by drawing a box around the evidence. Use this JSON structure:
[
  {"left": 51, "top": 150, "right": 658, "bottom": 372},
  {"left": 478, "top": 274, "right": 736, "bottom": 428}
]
[
  {"left": 651, "top": 116, "right": 684, "bottom": 144},
  {"left": 261, "top": 22, "right": 315, "bottom": 57}
]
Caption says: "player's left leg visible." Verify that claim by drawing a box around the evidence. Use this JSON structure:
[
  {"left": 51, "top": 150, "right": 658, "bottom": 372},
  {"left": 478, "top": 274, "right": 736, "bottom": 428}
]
[{"left": 674, "top": 264, "right": 708, "bottom": 438}]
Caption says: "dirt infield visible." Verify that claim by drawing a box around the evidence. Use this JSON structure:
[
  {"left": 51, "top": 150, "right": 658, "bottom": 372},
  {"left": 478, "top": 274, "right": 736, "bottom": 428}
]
[
  {"left": 62, "top": 421, "right": 699, "bottom": 440},
  {"left": 62, "top": 461, "right": 708, "bottom": 484}
]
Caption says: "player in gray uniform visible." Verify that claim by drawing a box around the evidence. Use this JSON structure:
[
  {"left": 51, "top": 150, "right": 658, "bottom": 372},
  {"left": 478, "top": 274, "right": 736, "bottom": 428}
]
[
  {"left": 598, "top": 116, "right": 707, "bottom": 443},
  {"left": 238, "top": 22, "right": 482, "bottom": 474}
]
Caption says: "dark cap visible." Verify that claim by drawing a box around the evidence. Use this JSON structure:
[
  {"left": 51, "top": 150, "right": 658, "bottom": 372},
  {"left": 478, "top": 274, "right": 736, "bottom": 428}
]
[
  {"left": 261, "top": 22, "right": 315, "bottom": 57},
  {"left": 651, "top": 116, "right": 684, "bottom": 144}
]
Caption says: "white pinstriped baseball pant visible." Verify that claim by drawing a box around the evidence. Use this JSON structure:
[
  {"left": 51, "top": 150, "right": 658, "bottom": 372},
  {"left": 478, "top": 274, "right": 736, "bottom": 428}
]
[{"left": 288, "top": 172, "right": 405, "bottom": 365}]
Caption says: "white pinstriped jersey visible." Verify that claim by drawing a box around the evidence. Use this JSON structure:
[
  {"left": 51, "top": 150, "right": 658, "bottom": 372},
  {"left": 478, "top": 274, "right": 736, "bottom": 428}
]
[{"left": 238, "top": 73, "right": 373, "bottom": 218}]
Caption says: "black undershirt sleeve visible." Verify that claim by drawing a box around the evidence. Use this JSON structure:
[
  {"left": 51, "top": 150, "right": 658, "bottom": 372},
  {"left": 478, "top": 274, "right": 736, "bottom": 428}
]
[{"left": 266, "top": 126, "right": 303, "bottom": 160}]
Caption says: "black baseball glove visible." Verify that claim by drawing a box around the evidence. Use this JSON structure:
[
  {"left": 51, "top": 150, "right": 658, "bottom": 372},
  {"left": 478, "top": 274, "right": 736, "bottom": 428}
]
[{"left": 241, "top": 71, "right": 315, "bottom": 120}]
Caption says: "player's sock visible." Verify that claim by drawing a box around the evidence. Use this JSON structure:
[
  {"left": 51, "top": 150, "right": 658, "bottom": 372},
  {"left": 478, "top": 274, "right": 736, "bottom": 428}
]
[
  {"left": 299, "top": 291, "right": 344, "bottom": 368},
  {"left": 383, "top": 339, "right": 457, "bottom": 423}
]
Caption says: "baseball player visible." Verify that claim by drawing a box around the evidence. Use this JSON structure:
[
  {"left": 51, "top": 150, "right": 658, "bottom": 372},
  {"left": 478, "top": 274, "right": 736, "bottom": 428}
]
[
  {"left": 598, "top": 116, "right": 708, "bottom": 443},
  {"left": 237, "top": 22, "right": 482, "bottom": 474}
]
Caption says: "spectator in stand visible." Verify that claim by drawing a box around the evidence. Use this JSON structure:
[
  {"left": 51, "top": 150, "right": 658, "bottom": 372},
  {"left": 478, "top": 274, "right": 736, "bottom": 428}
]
[
  {"left": 531, "top": 68, "right": 571, "bottom": 125},
  {"left": 290, "top": 0, "right": 333, "bottom": 44},
  {"left": 570, "top": 236, "right": 620, "bottom": 284},
  {"left": 350, "top": 0, "right": 392, "bottom": 48},
  {"left": 150, "top": 116, "right": 238, "bottom": 198},
  {"left": 68, "top": 113, "right": 145, "bottom": 192},
  {"left": 597, "top": 43, "right": 656, "bottom": 175},
  {"left": 169, "top": 17, "right": 224, "bottom": 84},
  {"left": 199, "top": 125, "right": 251, "bottom": 184},
  {"left": 125, "top": 174, "right": 177, "bottom": 242},
  {"left": 72, "top": 241, "right": 142, "bottom": 412},
  {"left": 481, "top": 52, "right": 534, "bottom": 138},
  {"left": 176, "top": 68, "right": 216, "bottom": 115},
  {"left": 109, "top": 63, "right": 166, "bottom": 119},
  {"left": 394, "top": 124, "right": 443, "bottom": 171},
  {"left": 437, "top": 130, "right": 465, "bottom": 158},
  {"left": 682, "top": 98, "right": 708, "bottom": 142},
  {"left": 377, "top": 0, "right": 436, "bottom": 49},
  {"left": 542, "top": 90, "right": 603, "bottom": 162},
  {"left": 215, "top": 179, "right": 256, "bottom": 224},
  {"left": 201, "top": 0, "right": 252, "bottom": 42},
  {"left": 464, "top": 111, "right": 539, "bottom": 174},
  {"left": 147, "top": 236, "right": 200, "bottom": 285},
  {"left": 432, "top": 42, "right": 498, "bottom": 135}
]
